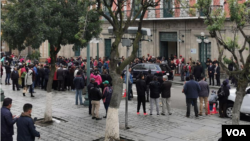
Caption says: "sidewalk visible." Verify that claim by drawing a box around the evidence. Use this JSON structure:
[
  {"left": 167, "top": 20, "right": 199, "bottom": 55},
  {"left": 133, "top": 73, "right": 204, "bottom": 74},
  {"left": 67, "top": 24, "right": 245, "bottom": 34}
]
[
  {"left": 1, "top": 84, "right": 249, "bottom": 141},
  {"left": 171, "top": 75, "right": 231, "bottom": 89}
]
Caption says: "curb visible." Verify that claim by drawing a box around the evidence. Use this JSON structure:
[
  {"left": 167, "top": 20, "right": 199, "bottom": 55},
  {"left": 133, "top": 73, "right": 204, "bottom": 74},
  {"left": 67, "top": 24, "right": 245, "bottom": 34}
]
[{"left": 171, "top": 81, "right": 221, "bottom": 89}]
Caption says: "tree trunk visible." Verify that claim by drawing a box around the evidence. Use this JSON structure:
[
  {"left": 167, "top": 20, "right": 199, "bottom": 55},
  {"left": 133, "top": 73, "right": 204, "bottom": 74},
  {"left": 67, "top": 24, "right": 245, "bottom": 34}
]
[
  {"left": 104, "top": 64, "right": 123, "bottom": 141},
  {"left": 232, "top": 79, "right": 247, "bottom": 124},
  {"left": 44, "top": 49, "right": 56, "bottom": 122}
]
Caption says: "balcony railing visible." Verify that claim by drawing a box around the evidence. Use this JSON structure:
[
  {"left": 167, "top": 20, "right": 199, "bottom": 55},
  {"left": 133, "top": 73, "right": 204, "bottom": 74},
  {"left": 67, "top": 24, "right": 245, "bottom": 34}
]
[{"left": 102, "top": 5, "right": 223, "bottom": 21}]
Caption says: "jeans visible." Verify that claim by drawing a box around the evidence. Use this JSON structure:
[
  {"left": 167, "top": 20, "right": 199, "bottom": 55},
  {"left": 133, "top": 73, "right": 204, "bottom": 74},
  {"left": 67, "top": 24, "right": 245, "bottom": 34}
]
[
  {"left": 186, "top": 72, "right": 190, "bottom": 77},
  {"left": 186, "top": 98, "right": 198, "bottom": 117},
  {"left": 150, "top": 98, "right": 159, "bottom": 115},
  {"left": 91, "top": 100, "right": 100, "bottom": 118},
  {"left": 75, "top": 89, "right": 83, "bottom": 105},
  {"left": 98, "top": 68, "right": 102, "bottom": 74},
  {"left": 27, "top": 85, "right": 33, "bottom": 94},
  {"left": 5, "top": 73, "right": 10, "bottom": 84},
  {"left": 199, "top": 97, "right": 208, "bottom": 114},
  {"left": 162, "top": 98, "right": 171, "bottom": 114},
  {"left": 104, "top": 102, "right": 110, "bottom": 116},
  {"left": 137, "top": 95, "right": 146, "bottom": 113}
]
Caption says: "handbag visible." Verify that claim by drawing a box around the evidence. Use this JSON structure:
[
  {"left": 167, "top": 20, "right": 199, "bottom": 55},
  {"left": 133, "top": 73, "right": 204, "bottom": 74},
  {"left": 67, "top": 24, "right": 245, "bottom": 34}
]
[{"left": 22, "top": 87, "right": 27, "bottom": 93}]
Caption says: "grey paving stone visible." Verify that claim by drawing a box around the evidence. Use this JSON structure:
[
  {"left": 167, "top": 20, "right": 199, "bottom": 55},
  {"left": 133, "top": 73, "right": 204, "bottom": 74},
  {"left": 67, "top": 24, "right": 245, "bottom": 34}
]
[
  {"left": 147, "top": 132, "right": 170, "bottom": 140},
  {"left": 165, "top": 137, "right": 187, "bottom": 141},
  {"left": 129, "top": 128, "right": 151, "bottom": 135}
]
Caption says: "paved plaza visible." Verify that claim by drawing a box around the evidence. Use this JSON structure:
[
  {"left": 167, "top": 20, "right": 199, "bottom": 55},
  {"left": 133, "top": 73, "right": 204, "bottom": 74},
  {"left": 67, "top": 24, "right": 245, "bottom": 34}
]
[{"left": 1, "top": 82, "right": 249, "bottom": 141}]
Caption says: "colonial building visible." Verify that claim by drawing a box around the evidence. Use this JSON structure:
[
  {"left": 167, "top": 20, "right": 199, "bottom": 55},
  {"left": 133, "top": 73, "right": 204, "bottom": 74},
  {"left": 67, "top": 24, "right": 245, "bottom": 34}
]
[{"left": 2, "top": 0, "right": 250, "bottom": 68}]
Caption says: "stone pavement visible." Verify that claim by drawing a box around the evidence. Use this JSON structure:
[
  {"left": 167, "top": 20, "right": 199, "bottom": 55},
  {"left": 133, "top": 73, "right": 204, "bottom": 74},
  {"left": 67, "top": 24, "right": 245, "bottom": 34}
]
[{"left": 1, "top": 84, "right": 249, "bottom": 141}]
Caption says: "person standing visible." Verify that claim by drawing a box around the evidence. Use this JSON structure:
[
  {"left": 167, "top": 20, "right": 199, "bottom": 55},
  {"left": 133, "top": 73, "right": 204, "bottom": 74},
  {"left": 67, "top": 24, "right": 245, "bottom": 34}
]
[
  {"left": 0, "top": 63, "right": 3, "bottom": 85},
  {"left": 214, "top": 63, "right": 221, "bottom": 86},
  {"left": 5, "top": 62, "right": 11, "bottom": 85},
  {"left": 57, "top": 65, "right": 65, "bottom": 91},
  {"left": 136, "top": 73, "right": 147, "bottom": 115},
  {"left": 88, "top": 78, "right": 95, "bottom": 115},
  {"left": 100, "top": 69, "right": 112, "bottom": 93},
  {"left": 11, "top": 67, "right": 20, "bottom": 91},
  {"left": 16, "top": 103, "right": 40, "bottom": 141},
  {"left": 69, "top": 66, "right": 75, "bottom": 91},
  {"left": 44, "top": 65, "right": 50, "bottom": 91},
  {"left": 183, "top": 75, "right": 201, "bottom": 118},
  {"left": 73, "top": 71, "right": 85, "bottom": 105},
  {"left": 198, "top": 77, "right": 210, "bottom": 116},
  {"left": 25, "top": 67, "right": 34, "bottom": 97},
  {"left": 186, "top": 62, "right": 191, "bottom": 77},
  {"left": 39, "top": 64, "right": 45, "bottom": 89},
  {"left": 33, "top": 64, "right": 39, "bottom": 88},
  {"left": 217, "top": 81, "right": 230, "bottom": 118},
  {"left": 124, "top": 68, "right": 133, "bottom": 100},
  {"left": 193, "top": 63, "right": 203, "bottom": 81},
  {"left": 174, "top": 56, "right": 179, "bottom": 74},
  {"left": 208, "top": 62, "right": 215, "bottom": 85},
  {"left": 145, "top": 69, "right": 154, "bottom": 102},
  {"left": 102, "top": 80, "right": 113, "bottom": 118},
  {"left": 161, "top": 75, "right": 172, "bottom": 115},
  {"left": 149, "top": 77, "right": 161, "bottom": 115},
  {"left": 63, "top": 65, "right": 69, "bottom": 90},
  {"left": 178, "top": 55, "right": 185, "bottom": 74},
  {"left": 90, "top": 82, "right": 102, "bottom": 120},
  {"left": 1, "top": 98, "right": 19, "bottom": 141},
  {"left": 169, "top": 60, "right": 176, "bottom": 80},
  {"left": 90, "top": 70, "right": 102, "bottom": 86},
  {"left": 21, "top": 65, "right": 27, "bottom": 88},
  {"left": 180, "top": 61, "right": 186, "bottom": 81}
]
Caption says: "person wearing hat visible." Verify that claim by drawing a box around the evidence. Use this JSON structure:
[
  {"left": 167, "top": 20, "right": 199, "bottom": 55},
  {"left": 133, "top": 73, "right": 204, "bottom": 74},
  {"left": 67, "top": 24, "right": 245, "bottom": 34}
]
[
  {"left": 1, "top": 98, "right": 19, "bottom": 141},
  {"left": 102, "top": 80, "right": 113, "bottom": 118},
  {"left": 90, "top": 82, "right": 102, "bottom": 120},
  {"left": 161, "top": 75, "right": 172, "bottom": 115}
]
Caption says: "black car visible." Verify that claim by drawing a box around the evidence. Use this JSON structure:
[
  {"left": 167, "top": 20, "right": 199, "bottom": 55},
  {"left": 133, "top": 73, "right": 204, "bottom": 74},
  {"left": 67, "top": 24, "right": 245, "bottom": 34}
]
[{"left": 122, "top": 63, "right": 171, "bottom": 81}]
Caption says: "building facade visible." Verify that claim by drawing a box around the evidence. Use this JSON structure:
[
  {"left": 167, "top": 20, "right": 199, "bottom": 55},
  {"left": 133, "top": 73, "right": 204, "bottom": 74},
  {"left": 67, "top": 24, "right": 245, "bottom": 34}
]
[{"left": 2, "top": 0, "right": 250, "bottom": 67}]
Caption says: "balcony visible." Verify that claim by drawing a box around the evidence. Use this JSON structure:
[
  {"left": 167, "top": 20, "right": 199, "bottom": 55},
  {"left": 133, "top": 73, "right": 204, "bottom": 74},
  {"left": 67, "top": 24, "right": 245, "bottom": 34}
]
[{"left": 102, "top": 5, "right": 223, "bottom": 21}]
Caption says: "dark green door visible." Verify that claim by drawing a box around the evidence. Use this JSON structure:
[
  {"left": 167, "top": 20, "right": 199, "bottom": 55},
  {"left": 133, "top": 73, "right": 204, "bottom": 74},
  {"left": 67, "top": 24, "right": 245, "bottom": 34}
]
[
  {"left": 199, "top": 42, "right": 211, "bottom": 69},
  {"left": 160, "top": 41, "right": 168, "bottom": 59},
  {"left": 134, "top": 5, "right": 141, "bottom": 19},
  {"left": 75, "top": 46, "right": 80, "bottom": 56},
  {"left": 105, "top": 39, "right": 111, "bottom": 59},
  {"left": 163, "top": 0, "right": 172, "bottom": 17}
]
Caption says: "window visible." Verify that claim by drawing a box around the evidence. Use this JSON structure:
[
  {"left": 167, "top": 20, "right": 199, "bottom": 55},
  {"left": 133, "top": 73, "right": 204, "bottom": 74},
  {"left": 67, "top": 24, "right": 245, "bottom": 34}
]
[
  {"left": 149, "top": 65, "right": 156, "bottom": 70},
  {"left": 133, "top": 65, "right": 147, "bottom": 70},
  {"left": 75, "top": 46, "right": 80, "bottom": 56}
]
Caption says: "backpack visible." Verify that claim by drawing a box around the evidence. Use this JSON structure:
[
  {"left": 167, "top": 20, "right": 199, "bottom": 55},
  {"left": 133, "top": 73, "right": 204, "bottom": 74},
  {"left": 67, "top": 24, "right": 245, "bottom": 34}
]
[
  {"left": 218, "top": 86, "right": 225, "bottom": 98},
  {"left": 97, "top": 62, "right": 102, "bottom": 68},
  {"left": 182, "top": 65, "right": 187, "bottom": 72},
  {"left": 21, "top": 72, "right": 27, "bottom": 78}
]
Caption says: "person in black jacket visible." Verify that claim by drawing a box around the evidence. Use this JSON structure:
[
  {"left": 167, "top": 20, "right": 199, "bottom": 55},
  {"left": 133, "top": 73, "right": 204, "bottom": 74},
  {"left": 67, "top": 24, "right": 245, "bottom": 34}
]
[
  {"left": 90, "top": 82, "right": 102, "bottom": 120},
  {"left": 100, "top": 69, "right": 112, "bottom": 93},
  {"left": 16, "top": 103, "right": 40, "bottom": 141},
  {"left": 39, "top": 64, "right": 45, "bottom": 89},
  {"left": 193, "top": 63, "right": 203, "bottom": 81},
  {"left": 1, "top": 98, "right": 19, "bottom": 141},
  {"left": 44, "top": 65, "right": 50, "bottom": 91},
  {"left": 217, "top": 81, "right": 230, "bottom": 118},
  {"left": 208, "top": 62, "right": 215, "bottom": 85},
  {"left": 214, "top": 63, "right": 221, "bottom": 86},
  {"left": 57, "top": 66, "right": 65, "bottom": 91},
  {"left": 5, "top": 62, "right": 11, "bottom": 85},
  {"left": 87, "top": 78, "right": 95, "bottom": 115},
  {"left": 161, "top": 75, "right": 172, "bottom": 115},
  {"left": 11, "top": 67, "right": 20, "bottom": 91},
  {"left": 73, "top": 71, "right": 85, "bottom": 105},
  {"left": 136, "top": 73, "right": 147, "bottom": 115},
  {"left": 63, "top": 65, "right": 69, "bottom": 90},
  {"left": 145, "top": 69, "right": 154, "bottom": 102},
  {"left": 149, "top": 76, "right": 161, "bottom": 115}
]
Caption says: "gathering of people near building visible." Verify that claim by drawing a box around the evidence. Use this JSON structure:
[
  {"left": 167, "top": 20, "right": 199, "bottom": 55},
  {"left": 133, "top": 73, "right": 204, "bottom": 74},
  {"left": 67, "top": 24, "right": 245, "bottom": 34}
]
[{"left": 0, "top": 52, "right": 242, "bottom": 141}]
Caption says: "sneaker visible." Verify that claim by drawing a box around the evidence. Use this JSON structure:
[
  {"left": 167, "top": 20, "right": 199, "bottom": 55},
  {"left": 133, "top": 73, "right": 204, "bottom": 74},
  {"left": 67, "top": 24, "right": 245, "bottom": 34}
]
[
  {"left": 103, "top": 116, "right": 107, "bottom": 118},
  {"left": 92, "top": 117, "right": 96, "bottom": 119},
  {"left": 169, "top": 113, "right": 172, "bottom": 115},
  {"left": 150, "top": 114, "right": 152, "bottom": 115},
  {"left": 23, "top": 93, "right": 26, "bottom": 96},
  {"left": 143, "top": 113, "right": 148, "bottom": 116},
  {"left": 161, "top": 113, "right": 165, "bottom": 115},
  {"left": 137, "top": 112, "right": 140, "bottom": 115},
  {"left": 96, "top": 118, "right": 102, "bottom": 120}
]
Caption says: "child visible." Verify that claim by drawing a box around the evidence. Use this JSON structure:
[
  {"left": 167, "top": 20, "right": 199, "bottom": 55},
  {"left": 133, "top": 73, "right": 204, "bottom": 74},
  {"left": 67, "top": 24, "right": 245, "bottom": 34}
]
[{"left": 209, "top": 90, "right": 218, "bottom": 111}]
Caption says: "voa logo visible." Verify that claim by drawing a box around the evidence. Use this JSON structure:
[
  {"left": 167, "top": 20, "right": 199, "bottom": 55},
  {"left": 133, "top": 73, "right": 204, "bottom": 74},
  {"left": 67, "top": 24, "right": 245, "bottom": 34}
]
[{"left": 226, "top": 129, "right": 247, "bottom": 136}]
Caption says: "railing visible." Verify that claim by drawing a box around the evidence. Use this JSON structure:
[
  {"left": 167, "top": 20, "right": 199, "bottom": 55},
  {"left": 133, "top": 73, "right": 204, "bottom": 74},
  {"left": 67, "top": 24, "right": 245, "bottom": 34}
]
[{"left": 102, "top": 5, "right": 223, "bottom": 21}]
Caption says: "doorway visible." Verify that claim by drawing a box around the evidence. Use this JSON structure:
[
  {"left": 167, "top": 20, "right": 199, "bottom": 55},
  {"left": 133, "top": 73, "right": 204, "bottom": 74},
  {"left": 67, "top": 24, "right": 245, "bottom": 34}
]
[{"left": 160, "top": 41, "right": 177, "bottom": 59}]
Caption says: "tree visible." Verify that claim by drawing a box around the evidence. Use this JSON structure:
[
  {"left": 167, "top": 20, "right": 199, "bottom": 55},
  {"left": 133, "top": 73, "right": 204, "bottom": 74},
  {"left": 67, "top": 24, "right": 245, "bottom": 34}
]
[
  {"left": 1, "top": 0, "right": 102, "bottom": 122},
  {"left": 95, "top": 0, "right": 160, "bottom": 140},
  {"left": 196, "top": 0, "right": 250, "bottom": 124}
]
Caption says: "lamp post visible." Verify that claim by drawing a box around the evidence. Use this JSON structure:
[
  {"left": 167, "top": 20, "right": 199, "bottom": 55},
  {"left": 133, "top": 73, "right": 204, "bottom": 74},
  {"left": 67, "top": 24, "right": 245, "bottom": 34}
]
[{"left": 83, "top": 43, "right": 90, "bottom": 106}]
